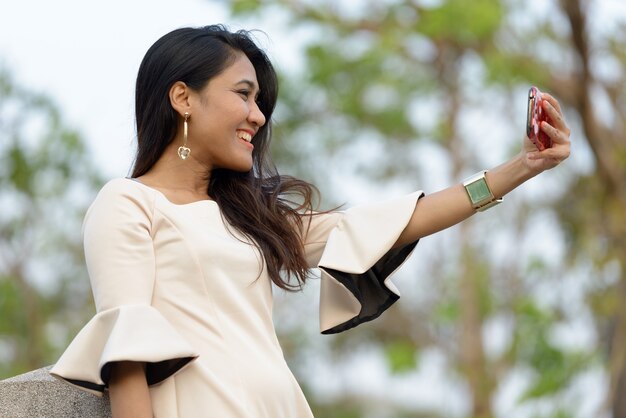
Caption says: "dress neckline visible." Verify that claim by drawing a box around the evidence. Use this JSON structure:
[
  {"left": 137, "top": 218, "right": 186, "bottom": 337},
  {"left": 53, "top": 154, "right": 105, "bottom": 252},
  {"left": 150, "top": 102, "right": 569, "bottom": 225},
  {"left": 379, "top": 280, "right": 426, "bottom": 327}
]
[{"left": 125, "top": 177, "right": 218, "bottom": 208}]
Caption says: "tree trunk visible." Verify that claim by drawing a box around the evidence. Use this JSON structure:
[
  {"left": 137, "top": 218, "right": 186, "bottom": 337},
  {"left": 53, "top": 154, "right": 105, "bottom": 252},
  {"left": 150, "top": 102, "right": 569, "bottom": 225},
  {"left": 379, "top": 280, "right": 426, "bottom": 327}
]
[
  {"left": 438, "top": 51, "right": 494, "bottom": 416},
  {"left": 556, "top": 1, "right": 626, "bottom": 416},
  {"left": 459, "top": 239, "right": 493, "bottom": 418}
]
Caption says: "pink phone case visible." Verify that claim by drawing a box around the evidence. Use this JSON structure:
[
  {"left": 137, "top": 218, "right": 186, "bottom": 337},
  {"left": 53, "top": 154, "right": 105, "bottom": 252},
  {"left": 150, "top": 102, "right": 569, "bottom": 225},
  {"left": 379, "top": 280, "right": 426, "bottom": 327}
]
[{"left": 526, "top": 86, "right": 552, "bottom": 151}]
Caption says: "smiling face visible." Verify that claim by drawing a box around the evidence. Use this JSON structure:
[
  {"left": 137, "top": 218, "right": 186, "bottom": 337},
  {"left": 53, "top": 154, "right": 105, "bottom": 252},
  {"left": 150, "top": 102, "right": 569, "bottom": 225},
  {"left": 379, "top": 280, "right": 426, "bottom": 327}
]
[{"left": 186, "top": 52, "right": 266, "bottom": 172}]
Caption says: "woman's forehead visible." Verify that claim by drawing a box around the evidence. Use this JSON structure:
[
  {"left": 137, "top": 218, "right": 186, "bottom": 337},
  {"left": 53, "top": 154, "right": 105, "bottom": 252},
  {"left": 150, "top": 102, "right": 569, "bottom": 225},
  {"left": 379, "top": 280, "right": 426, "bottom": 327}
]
[{"left": 219, "top": 53, "right": 259, "bottom": 86}]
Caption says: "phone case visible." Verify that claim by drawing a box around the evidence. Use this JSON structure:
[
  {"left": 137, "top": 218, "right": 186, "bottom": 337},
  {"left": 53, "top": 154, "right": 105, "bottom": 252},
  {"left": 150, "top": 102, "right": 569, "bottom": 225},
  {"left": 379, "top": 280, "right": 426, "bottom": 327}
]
[{"left": 526, "top": 86, "right": 552, "bottom": 151}]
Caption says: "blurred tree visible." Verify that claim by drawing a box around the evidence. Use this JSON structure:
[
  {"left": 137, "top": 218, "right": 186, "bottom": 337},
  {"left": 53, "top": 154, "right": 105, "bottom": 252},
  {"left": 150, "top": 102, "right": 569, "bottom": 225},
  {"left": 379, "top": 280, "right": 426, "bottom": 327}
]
[
  {"left": 0, "top": 68, "right": 102, "bottom": 378},
  {"left": 222, "top": 0, "right": 625, "bottom": 417},
  {"left": 552, "top": 1, "right": 626, "bottom": 416}
]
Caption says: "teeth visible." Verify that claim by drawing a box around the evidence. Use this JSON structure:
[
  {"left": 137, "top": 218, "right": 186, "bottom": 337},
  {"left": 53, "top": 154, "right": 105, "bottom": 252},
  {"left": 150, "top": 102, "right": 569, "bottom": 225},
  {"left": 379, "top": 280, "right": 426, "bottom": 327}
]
[{"left": 237, "top": 131, "right": 252, "bottom": 142}]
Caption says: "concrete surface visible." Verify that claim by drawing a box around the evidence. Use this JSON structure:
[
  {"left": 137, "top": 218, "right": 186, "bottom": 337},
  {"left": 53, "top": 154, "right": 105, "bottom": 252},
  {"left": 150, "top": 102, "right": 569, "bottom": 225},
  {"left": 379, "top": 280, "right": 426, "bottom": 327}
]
[{"left": 0, "top": 366, "right": 110, "bottom": 418}]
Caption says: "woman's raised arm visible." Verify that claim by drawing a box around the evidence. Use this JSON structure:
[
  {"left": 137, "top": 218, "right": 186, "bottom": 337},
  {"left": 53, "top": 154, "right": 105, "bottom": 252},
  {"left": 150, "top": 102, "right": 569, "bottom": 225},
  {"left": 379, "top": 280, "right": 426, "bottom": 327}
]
[{"left": 394, "top": 92, "right": 571, "bottom": 248}]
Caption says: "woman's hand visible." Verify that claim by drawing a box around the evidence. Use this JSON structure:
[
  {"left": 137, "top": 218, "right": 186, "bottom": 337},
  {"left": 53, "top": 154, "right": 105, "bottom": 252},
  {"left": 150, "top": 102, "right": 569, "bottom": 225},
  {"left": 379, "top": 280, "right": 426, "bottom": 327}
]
[{"left": 522, "top": 92, "right": 571, "bottom": 174}]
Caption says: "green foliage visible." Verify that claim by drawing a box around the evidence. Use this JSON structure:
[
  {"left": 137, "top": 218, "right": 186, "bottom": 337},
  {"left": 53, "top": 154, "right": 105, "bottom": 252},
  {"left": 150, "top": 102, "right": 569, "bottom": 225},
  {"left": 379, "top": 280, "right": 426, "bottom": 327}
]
[
  {"left": 436, "top": 297, "right": 460, "bottom": 323},
  {"left": 510, "top": 299, "right": 594, "bottom": 401},
  {"left": 417, "top": 0, "right": 503, "bottom": 44},
  {"left": 530, "top": 408, "right": 575, "bottom": 418},
  {"left": 311, "top": 397, "right": 445, "bottom": 418},
  {"left": 482, "top": 50, "right": 550, "bottom": 86},
  {"left": 230, "top": 0, "right": 263, "bottom": 15},
  {"left": 0, "top": 276, "right": 23, "bottom": 334},
  {"left": 0, "top": 68, "right": 102, "bottom": 378},
  {"left": 384, "top": 339, "right": 419, "bottom": 374},
  {"left": 310, "top": 404, "right": 361, "bottom": 418},
  {"left": 305, "top": 43, "right": 418, "bottom": 138}
]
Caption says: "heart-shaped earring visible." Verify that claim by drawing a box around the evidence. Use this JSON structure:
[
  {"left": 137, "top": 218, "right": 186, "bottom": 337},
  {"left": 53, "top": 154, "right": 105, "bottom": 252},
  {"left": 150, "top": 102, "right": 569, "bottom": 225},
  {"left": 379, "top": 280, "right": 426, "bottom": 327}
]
[
  {"left": 177, "top": 146, "right": 191, "bottom": 160},
  {"left": 178, "top": 112, "right": 191, "bottom": 160}
]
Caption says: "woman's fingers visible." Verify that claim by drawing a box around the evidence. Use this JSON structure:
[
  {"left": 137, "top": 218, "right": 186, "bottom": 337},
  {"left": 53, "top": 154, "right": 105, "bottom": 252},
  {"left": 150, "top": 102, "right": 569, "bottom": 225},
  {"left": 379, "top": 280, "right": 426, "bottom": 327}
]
[
  {"left": 535, "top": 121, "right": 570, "bottom": 161},
  {"left": 542, "top": 92, "right": 562, "bottom": 114},
  {"left": 542, "top": 98, "right": 570, "bottom": 135},
  {"left": 541, "top": 120, "right": 568, "bottom": 145}
]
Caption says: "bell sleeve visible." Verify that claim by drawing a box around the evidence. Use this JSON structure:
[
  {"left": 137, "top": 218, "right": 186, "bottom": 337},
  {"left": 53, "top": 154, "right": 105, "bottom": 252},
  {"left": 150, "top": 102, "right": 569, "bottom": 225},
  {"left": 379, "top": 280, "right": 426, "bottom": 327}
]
[
  {"left": 49, "top": 179, "right": 198, "bottom": 396},
  {"left": 303, "top": 191, "right": 424, "bottom": 334}
]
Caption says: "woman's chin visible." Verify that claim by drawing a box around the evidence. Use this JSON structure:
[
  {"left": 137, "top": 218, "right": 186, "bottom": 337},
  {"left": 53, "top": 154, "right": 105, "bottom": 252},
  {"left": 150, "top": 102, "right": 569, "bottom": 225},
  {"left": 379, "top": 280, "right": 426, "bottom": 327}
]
[{"left": 223, "top": 160, "right": 254, "bottom": 174}]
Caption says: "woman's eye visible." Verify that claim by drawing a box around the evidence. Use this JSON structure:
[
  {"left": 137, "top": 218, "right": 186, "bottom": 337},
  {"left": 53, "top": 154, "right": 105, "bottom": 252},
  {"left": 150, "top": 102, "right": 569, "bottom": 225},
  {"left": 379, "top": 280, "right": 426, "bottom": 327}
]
[{"left": 237, "top": 90, "right": 250, "bottom": 98}]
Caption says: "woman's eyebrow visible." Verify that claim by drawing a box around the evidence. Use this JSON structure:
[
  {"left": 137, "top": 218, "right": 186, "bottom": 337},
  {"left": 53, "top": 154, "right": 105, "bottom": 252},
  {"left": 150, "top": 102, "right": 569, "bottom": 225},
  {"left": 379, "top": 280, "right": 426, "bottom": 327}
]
[{"left": 235, "top": 79, "right": 258, "bottom": 89}]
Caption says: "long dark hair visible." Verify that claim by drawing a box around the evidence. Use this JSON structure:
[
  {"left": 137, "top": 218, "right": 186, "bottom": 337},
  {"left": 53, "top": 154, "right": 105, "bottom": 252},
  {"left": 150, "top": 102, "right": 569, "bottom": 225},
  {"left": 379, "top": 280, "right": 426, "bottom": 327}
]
[{"left": 132, "top": 25, "right": 318, "bottom": 290}]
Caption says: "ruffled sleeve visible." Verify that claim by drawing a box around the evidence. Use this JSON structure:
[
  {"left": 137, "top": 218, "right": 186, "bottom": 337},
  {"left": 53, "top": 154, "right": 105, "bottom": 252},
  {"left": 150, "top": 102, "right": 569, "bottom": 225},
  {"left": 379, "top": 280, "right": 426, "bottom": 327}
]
[
  {"left": 303, "top": 191, "right": 424, "bottom": 334},
  {"left": 49, "top": 179, "right": 198, "bottom": 396},
  {"left": 49, "top": 305, "right": 198, "bottom": 396}
]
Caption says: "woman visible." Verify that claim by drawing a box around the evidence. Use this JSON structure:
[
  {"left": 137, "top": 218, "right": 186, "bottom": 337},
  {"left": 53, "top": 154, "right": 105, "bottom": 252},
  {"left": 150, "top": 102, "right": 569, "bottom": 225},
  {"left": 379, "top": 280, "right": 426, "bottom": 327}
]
[{"left": 50, "top": 25, "right": 570, "bottom": 417}]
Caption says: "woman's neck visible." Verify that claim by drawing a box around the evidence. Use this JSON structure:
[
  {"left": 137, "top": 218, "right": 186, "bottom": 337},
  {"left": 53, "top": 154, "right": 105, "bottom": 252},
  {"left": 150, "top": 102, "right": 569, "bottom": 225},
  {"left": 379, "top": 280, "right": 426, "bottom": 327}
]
[{"left": 136, "top": 142, "right": 213, "bottom": 202}]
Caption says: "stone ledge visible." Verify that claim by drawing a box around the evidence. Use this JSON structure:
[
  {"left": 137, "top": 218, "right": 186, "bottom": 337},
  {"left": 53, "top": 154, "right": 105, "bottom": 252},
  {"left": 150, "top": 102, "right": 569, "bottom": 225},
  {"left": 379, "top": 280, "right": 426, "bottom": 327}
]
[{"left": 0, "top": 366, "right": 110, "bottom": 418}]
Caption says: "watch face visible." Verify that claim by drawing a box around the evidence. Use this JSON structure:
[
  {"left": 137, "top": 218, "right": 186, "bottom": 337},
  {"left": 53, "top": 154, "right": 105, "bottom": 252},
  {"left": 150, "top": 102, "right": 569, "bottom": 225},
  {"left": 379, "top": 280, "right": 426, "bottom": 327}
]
[{"left": 466, "top": 178, "right": 492, "bottom": 205}]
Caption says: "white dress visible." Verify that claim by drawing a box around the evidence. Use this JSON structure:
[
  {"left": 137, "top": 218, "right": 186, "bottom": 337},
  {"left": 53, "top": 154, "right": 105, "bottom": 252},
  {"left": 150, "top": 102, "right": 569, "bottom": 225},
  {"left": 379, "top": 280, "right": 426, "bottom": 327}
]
[{"left": 50, "top": 178, "right": 422, "bottom": 417}]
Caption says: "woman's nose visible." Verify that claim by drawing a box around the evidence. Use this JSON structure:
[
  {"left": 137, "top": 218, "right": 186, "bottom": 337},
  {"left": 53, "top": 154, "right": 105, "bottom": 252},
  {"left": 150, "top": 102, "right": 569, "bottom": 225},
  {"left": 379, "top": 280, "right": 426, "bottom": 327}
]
[{"left": 249, "top": 100, "right": 266, "bottom": 127}]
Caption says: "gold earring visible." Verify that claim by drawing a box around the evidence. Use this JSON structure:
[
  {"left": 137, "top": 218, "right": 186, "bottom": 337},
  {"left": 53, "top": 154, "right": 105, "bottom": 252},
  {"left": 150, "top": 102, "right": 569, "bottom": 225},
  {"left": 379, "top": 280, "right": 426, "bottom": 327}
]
[{"left": 177, "top": 112, "right": 191, "bottom": 160}]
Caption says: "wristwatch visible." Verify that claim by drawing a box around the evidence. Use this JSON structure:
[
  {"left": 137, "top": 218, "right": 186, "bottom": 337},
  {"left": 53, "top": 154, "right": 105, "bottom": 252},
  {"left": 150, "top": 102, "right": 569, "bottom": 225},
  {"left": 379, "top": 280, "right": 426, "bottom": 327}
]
[{"left": 462, "top": 170, "right": 503, "bottom": 212}]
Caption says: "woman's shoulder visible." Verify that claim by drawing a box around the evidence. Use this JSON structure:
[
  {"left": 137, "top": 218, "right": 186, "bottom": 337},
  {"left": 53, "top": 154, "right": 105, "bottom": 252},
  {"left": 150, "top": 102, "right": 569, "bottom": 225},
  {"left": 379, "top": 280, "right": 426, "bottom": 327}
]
[
  {"left": 82, "top": 178, "right": 157, "bottom": 243},
  {"left": 95, "top": 177, "right": 154, "bottom": 200},
  {"left": 87, "top": 178, "right": 158, "bottom": 218}
]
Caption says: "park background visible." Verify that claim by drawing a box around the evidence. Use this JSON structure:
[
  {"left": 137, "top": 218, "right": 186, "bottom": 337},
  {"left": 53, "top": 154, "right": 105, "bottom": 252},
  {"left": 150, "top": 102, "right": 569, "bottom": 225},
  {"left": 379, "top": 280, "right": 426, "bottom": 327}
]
[{"left": 1, "top": 0, "right": 625, "bottom": 417}]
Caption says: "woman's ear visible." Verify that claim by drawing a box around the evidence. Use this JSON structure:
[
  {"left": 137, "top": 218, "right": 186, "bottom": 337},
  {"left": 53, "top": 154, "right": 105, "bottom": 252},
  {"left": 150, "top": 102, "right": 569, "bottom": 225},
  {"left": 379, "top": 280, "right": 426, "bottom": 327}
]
[{"left": 169, "top": 81, "right": 191, "bottom": 117}]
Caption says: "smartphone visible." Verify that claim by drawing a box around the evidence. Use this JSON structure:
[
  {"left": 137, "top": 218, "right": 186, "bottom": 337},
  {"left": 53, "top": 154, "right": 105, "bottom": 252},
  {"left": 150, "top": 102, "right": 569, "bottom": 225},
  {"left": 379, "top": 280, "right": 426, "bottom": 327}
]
[{"left": 526, "top": 86, "right": 552, "bottom": 151}]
